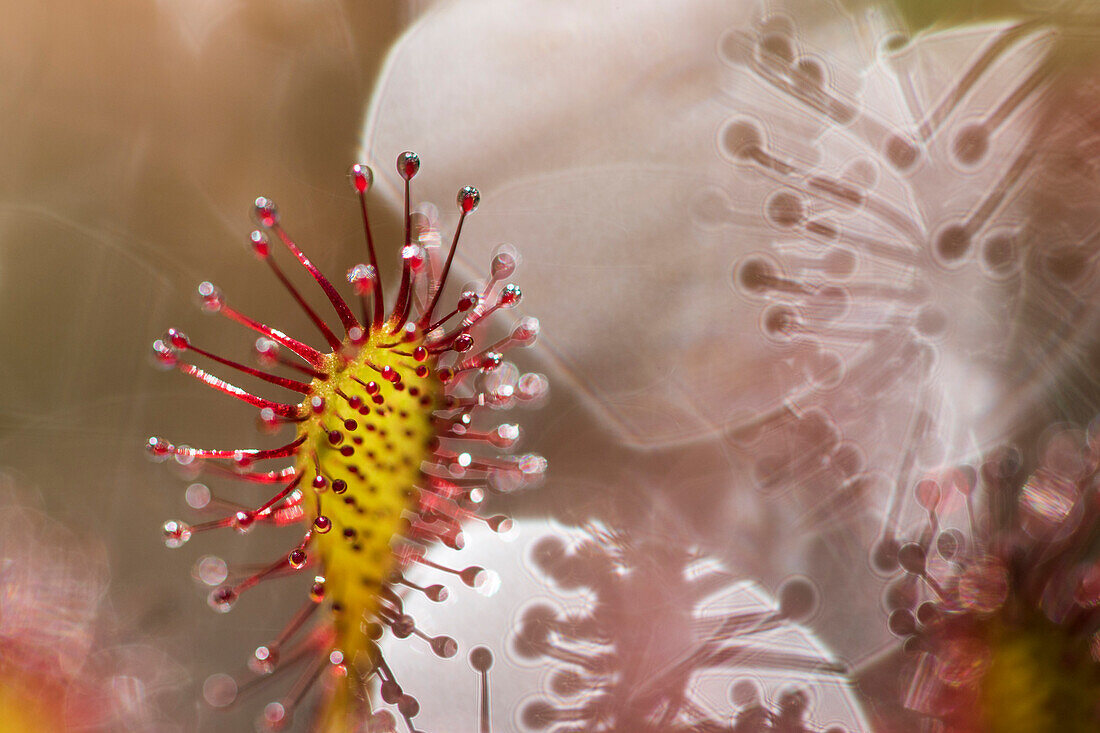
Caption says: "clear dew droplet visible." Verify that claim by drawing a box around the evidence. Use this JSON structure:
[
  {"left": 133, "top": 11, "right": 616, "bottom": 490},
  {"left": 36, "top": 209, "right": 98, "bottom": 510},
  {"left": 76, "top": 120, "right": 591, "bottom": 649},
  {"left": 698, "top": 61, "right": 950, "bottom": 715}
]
[
  {"left": 777, "top": 576, "right": 819, "bottom": 621},
  {"left": 493, "top": 424, "right": 520, "bottom": 448},
  {"left": 897, "top": 542, "right": 927, "bottom": 575},
  {"left": 430, "top": 635, "right": 458, "bottom": 658},
  {"left": 150, "top": 338, "right": 177, "bottom": 369},
  {"left": 253, "top": 197, "right": 279, "bottom": 228},
  {"left": 453, "top": 333, "right": 475, "bottom": 353},
  {"left": 457, "top": 185, "right": 480, "bottom": 213},
  {"left": 162, "top": 520, "right": 191, "bottom": 548},
  {"left": 457, "top": 290, "right": 480, "bottom": 311},
  {"left": 479, "top": 352, "right": 504, "bottom": 373},
  {"left": 380, "top": 680, "right": 402, "bottom": 705},
  {"left": 249, "top": 230, "right": 270, "bottom": 258},
  {"left": 392, "top": 614, "right": 416, "bottom": 639},
  {"left": 250, "top": 645, "right": 279, "bottom": 675},
  {"left": 349, "top": 163, "right": 373, "bottom": 193},
  {"left": 936, "top": 529, "right": 964, "bottom": 561},
  {"left": 980, "top": 232, "right": 1019, "bottom": 279},
  {"left": 185, "top": 482, "right": 211, "bottom": 509},
  {"left": 196, "top": 281, "right": 224, "bottom": 313},
  {"left": 468, "top": 646, "right": 493, "bottom": 672},
  {"left": 953, "top": 122, "right": 989, "bottom": 166},
  {"left": 202, "top": 673, "right": 237, "bottom": 708},
  {"left": 760, "top": 303, "right": 801, "bottom": 342},
  {"left": 758, "top": 30, "right": 794, "bottom": 64},
  {"left": 260, "top": 701, "right": 287, "bottom": 730},
  {"left": 888, "top": 608, "right": 917, "bottom": 637},
  {"left": 884, "top": 134, "right": 919, "bottom": 170},
  {"left": 347, "top": 264, "right": 377, "bottom": 293},
  {"left": 730, "top": 678, "right": 763, "bottom": 708},
  {"left": 490, "top": 246, "right": 518, "bottom": 279},
  {"left": 208, "top": 586, "right": 237, "bottom": 613},
  {"left": 459, "top": 566, "right": 484, "bottom": 587},
  {"left": 719, "top": 118, "right": 765, "bottom": 161},
  {"left": 397, "top": 151, "right": 420, "bottom": 181},
  {"left": 732, "top": 254, "right": 779, "bottom": 298},
  {"left": 764, "top": 190, "right": 806, "bottom": 229},
  {"left": 194, "top": 555, "right": 228, "bottom": 586},
  {"left": 397, "top": 694, "right": 420, "bottom": 719},
  {"left": 487, "top": 515, "right": 513, "bottom": 533},
  {"left": 425, "top": 584, "right": 449, "bottom": 602},
  {"left": 499, "top": 284, "right": 522, "bottom": 308},
  {"left": 933, "top": 223, "right": 971, "bottom": 265},
  {"left": 517, "top": 372, "right": 550, "bottom": 402}
]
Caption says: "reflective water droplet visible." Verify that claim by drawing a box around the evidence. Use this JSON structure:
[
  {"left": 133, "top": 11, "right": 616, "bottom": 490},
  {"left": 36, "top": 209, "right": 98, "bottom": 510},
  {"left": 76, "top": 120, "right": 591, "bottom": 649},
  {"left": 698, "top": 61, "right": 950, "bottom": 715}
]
[
  {"left": 162, "top": 520, "right": 191, "bottom": 548},
  {"left": 253, "top": 197, "right": 278, "bottom": 228},
  {"left": 953, "top": 122, "right": 989, "bottom": 166},
  {"left": 208, "top": 586, "right": 237, "bottom": 613},
  {"left": 453, "top": 333, "right": 475, "bottom": 353},
  {"left": 457, "top": 185, "right": 480, "bottom": 213},
  {"left": 777, "top": 576, "right": 818, "bottom": 621},
  {"left": 897, "top": 542, "right": 927, "bottom": 575},
  {"left": 933, "top": 223, "right": 971, "bottom": 264},
  {"left": 349, "top": 163, "right": 373, "bottom": 193},
  {"left": 249, "top": 230, "right": 270, "bottom": 258},
  {"left": 719, "top": 118, "right": 765, "bottom": 161},
  {"left": 431, "top": 635, "right": 458, "bottom": 658},
  {"left": 194, "top": 554, "right": 228, "bottom": 586},
  {"left": 202, "top": 673, "right": 237, "bottom": 708},
  {"left": 884, "top": 134, "right": 919, "bottom": 170},
  {"left": 764, "top": 190, "right": 806, "bottom": 229},
  {"left": 196, "top": 281, "right": 224, "bottom": 313},
  {"left": 468, "top": 645, "right": 493, "bottom": 672},
  {"left": 499, "top": 283, "right": 522, "bottom": 308},
  {"left": 250, "top": 645, "right": 279, "bottom": 675},
  {"left": 398, "top": 151, "right": 420, "bottom": 181},
  {"left": 490, "top": 244, "right": 519, "bottom": 279}
]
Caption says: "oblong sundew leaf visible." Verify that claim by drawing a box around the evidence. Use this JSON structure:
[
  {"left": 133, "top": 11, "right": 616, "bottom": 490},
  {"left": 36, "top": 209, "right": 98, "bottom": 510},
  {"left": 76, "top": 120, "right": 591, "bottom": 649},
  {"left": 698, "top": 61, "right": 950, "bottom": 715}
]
[{"left": 151, "top": 161, "right": 548, "bottom": 732}]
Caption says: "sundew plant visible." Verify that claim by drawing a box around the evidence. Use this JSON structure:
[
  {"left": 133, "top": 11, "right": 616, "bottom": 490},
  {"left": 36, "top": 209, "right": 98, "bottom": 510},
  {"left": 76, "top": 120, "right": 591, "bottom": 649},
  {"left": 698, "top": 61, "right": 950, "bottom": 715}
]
[
  {"left": 2, "top": 1, "right": 1100, "bottom": 732},
  {"left": 150, "top": 156, "right": 546, "bottom": 732}
]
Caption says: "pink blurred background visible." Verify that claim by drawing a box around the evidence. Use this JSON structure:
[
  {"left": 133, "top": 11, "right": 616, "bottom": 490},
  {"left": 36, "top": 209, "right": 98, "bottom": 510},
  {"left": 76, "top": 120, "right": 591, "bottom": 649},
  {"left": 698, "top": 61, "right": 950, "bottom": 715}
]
[{"left": 3, "top": 1, "right": 1100, "bottom": 731}]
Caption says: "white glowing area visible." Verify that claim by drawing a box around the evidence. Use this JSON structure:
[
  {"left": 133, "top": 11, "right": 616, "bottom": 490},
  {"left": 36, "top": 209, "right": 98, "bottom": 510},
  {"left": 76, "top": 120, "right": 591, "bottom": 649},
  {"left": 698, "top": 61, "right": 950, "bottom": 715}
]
[{"left": 379, "top": 518, "right": 871, "bottom": 732}]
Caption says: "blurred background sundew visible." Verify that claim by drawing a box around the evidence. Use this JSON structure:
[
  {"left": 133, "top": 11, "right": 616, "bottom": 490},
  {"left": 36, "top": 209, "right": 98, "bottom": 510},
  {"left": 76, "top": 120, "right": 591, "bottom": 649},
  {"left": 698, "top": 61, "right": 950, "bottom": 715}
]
[{"left": 2, "top": 0, "right": 1100, "bottom": 731}]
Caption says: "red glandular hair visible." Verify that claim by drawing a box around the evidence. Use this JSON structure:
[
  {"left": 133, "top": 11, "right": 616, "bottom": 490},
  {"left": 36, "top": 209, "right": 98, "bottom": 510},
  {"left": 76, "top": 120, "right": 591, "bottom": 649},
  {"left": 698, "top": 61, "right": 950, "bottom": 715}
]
[{"left": 149, "top": 153, "right": 547, "bottom": 732}]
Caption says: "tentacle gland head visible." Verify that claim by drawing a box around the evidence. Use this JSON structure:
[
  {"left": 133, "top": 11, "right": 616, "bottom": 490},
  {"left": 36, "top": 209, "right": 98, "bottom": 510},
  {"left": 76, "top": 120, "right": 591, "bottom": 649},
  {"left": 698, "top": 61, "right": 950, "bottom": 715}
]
[{"left": 149, "top": 153, "right": 547, "bottom": 732}]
